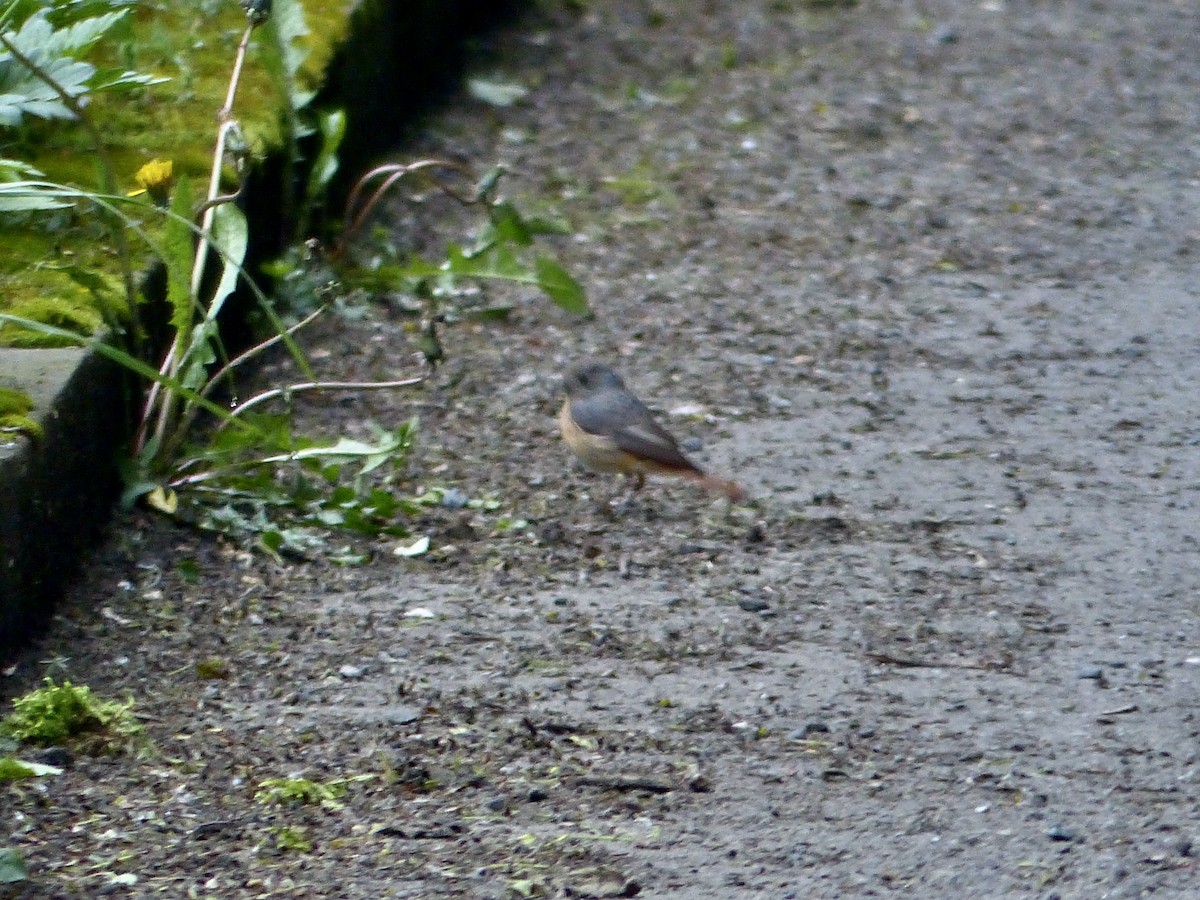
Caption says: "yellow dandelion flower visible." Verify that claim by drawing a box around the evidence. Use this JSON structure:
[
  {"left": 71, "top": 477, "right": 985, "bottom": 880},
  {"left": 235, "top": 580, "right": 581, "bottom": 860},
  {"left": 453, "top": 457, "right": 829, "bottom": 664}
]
[{"left": 128, "top": 159, "right": 174, "bottom": 206}]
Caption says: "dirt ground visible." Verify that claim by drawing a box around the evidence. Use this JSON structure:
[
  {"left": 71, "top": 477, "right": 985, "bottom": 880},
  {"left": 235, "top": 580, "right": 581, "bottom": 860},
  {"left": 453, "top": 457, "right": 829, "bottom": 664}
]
[{"left": 5, "top": 1, "right": 1200, "bottom": 897}]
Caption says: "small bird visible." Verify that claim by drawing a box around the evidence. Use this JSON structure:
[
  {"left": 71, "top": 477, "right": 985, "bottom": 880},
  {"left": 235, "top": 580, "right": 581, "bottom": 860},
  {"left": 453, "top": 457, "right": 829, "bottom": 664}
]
[{"left": 559, "top": 363, "right": 745, "bottom": 502}]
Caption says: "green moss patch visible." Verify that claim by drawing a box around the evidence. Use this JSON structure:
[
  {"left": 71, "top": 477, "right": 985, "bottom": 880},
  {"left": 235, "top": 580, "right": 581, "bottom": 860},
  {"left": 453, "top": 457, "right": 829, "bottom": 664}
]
[
  {"left": 0, "top": 385, "right": 40, "bottom": 439},
  {"left": 1, "top": 679, "right": 147, "bottom": 755},
  {"left": 0, "top": 0, "right": 355, "bottom": 346}
]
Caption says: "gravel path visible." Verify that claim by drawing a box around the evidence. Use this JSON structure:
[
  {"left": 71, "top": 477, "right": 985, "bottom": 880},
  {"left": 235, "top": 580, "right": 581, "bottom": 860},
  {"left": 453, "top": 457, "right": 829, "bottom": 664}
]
[{"left": 5, "top": 1, "right": 1199, "bottom": 897}]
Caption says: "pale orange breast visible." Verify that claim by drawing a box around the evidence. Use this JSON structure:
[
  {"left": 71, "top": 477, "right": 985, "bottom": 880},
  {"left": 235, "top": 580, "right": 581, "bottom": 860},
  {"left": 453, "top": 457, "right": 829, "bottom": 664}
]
[{"left": 559, "top": 399, "right": 640, "bottom": 473}]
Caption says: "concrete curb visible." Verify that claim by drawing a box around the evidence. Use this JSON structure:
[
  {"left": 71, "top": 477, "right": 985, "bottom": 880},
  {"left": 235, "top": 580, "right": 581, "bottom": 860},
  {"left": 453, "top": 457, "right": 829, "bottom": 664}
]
[{"left": 0, "top": 348, "right": 128, "bottom": 650}]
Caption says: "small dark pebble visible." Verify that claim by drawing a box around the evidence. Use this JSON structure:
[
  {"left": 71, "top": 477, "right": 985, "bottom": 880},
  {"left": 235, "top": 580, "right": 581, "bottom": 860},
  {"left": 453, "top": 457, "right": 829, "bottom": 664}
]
[
  {"left": 620, "top": 880, "right": 642, "bottom": 897},
  {"left": 786, "top": 722, "right": 831, "bottom": 741},
  {"left": 411, "top": 823, "right": 464, "bottom": 839},
  {"left": 931, "top": 24, "right": 959, "bottom": 44},
  {"left": 191, "top": 820, "right": 234, "bottom": 840},
  {"left": 444, "top": 519, "right": 477, "bottom": 541},
  {"left": 537, "top": 521, "right": 566, "bottom": 545},
  {"left": 737, "top": 597, "right": 770, "bottom": 613},
  {"left": 1175, "top": 838, "right": 1193, "bottom": 857},
  {"left": 744, "top": 523, "right": 766, "bottom": 544},
  {"left": 527, "top": 787, "right": 549, "bottom": 802},
  {"left": 485, "top": 797, "right": 507, "bottom": 813},
  {"left": 36, "top": 746, "right": 73, "bottom": 768},
  {"left": 1077, "top": 666, "right": 1104, "bottom": 680},
  {"left": 1046, "top": 823, "right": 1078, "bottom": 842}
]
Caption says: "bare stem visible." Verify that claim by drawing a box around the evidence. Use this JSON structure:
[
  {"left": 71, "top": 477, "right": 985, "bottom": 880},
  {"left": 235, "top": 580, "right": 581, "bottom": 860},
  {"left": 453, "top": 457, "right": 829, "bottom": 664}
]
[
  {"left": 200, "top": 305, "right": 327, "bottom": 400},
  {"left": 339, "top": 159, "right": 474, "bottom": 251},
  {"left": 216, "top": 374, "right": 427, "bottom": 426},
  {"left": 149, "top": 21, "right": 256, "bottom": 456}
]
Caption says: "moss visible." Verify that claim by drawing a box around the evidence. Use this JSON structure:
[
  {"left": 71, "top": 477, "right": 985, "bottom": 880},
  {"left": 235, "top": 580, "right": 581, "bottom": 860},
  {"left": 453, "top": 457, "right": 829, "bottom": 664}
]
[
  {"left": 0, "top": 758, "right": 40, "bottom": 780},
  {"left": 0, "top": 387, "right": 33, "bottom": 417},
  {"left": 0, "top": 386, "right": 42, "bottom": 440},
  {"left": 0, "top": 296, "right": 103, "bottom": 348},
  {"left": 1, "top": 679, "right": 147, "bottom": 755},
  {"left": 0, "top": 0, "right": 356, "bottom": 344}
]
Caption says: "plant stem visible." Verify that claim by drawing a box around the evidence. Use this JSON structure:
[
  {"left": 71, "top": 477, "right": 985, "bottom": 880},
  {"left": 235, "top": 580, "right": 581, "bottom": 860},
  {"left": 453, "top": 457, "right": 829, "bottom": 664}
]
[
  {"left": 220, "top": 375, "right": 427, "bottom": 422},
  {"left": 150, "top": 21, "right": 257, "bottom": 459},
  {"left": 339, "top": 159, "right": 473, "bottom": 251},
  {"left": 200, "top": 306, "right": 327, "bottom": 401}
]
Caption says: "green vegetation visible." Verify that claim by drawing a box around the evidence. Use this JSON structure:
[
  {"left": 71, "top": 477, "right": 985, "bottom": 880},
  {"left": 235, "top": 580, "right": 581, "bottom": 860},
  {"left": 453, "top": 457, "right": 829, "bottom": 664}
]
[
  {"left": 0, "top": 0, "right": 354, "bottom": 344},
  {"left": 0, "top": 0, "right": 589, "bottom": 560},
  {"left": 256, "top": 776, "right": 349, "bottom": 809},
  {"left": 0, "top": 756, "right": 61, "bottom": 780},
  {"left": 0, "top": 384, "right": 40, "bottom": 439},
  {"left": 1, "top": 678, "right": 146, "bottom": 755}
]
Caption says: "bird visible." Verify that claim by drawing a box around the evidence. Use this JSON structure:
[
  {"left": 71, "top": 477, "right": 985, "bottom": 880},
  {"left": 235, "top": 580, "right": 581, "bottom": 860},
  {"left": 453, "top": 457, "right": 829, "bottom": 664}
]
[{"left": 559, "top": 362, "right": 745, "bottom": 502}]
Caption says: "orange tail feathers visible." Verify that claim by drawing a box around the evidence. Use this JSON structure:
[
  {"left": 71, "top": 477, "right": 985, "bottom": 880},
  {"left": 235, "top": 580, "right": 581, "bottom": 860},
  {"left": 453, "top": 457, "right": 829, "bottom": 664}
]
[{"left": 691, "top": 471, "right": 746, "bottom": 502}]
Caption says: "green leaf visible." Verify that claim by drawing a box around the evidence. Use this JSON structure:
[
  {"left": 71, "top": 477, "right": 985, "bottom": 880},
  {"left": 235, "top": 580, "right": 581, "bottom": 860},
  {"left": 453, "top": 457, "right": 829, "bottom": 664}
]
[
  {"left": 259, "top": 0, "right": 310, "bottom": 112},
  {"left": 162, "top": 175, "right": 195, "bottom": 336},
  {"left": 0, "top": 184, "right": 71, "bottom": 210},
  {"left": 0, "top": 158, "right": 45, "bottom": 178},
  {"left": 0, "top": 848, "right": 27, "bottom": 884},
  {"left": 0, "top": 313, "right": 251, "bottom": 431},
  {"left": 206, "top": 202, "right": 248, "bottom": 320},
  {"left": 91, "top": 67, "right": 169, "bottom": 91},
  {"left": 306, "top": 108, "right": 345, "bottom": 202},
  {"left": 177, "top": 318, "right": 218, "bottom": 393},
  {"left": 488, "top": 200, "right": 533, "bottom": 246},
  {"left": 534, "top": 255, "right": 588, "bottom": 314},
  {"left": 0, "top": 9, "right": 153, "bottom": 126}
]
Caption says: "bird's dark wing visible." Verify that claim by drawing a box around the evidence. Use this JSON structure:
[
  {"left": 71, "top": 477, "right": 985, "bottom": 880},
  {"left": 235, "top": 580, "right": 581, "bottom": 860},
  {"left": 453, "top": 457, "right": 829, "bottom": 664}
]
[{"left": 570, "top": 390, "right": 698, "bottom": 472}]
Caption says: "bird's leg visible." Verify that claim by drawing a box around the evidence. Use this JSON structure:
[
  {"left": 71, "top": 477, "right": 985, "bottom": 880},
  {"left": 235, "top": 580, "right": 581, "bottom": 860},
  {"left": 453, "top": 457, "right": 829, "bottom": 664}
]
[{"left": 612, "top": 472, "right": 648, "bottom": 516}]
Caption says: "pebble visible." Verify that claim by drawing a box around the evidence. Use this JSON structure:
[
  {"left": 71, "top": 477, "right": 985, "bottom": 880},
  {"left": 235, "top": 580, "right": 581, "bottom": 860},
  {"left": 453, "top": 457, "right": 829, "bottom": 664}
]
[
  {"left": 1046, "top": 823, "right": 1078, "bottom": 842},
  {"left": 787, "top": 722, "right": 831, "bottom": 741},
  {"left": 392, "top": 706, "right": 421, "bottom": 725},
  {"left": 737, "top": 597, "right": 770, "bottom": 613},
  {"left": 680, "top": 436, "right": 704, "bottom": 452},
  {"left": 527, "top": 787, "right": 549, "bottom": 802},
  {"left": 338, "top": 664, "right": 365, "bottom": 679},
  {"left": 485, "top": 797, "right": 508, "bottom": 813},
  {"left": 931, "top": 25, "right": 959, "bottom": 45},
  {"left": 1077, "top": 666, "right": 1104, "bottom": 680},
  {"left": 36, "top": 746, "right": 73, "bottom": 768},
  {"left": 441, "top": 488, "right": 469, "bottom": 509}
]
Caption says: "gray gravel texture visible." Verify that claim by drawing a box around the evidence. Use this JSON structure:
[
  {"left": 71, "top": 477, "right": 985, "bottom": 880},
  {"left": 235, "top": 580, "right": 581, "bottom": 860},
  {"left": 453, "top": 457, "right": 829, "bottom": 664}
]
[{"left": 4, "top": 1, "right": 1200, "bottom": 897}]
